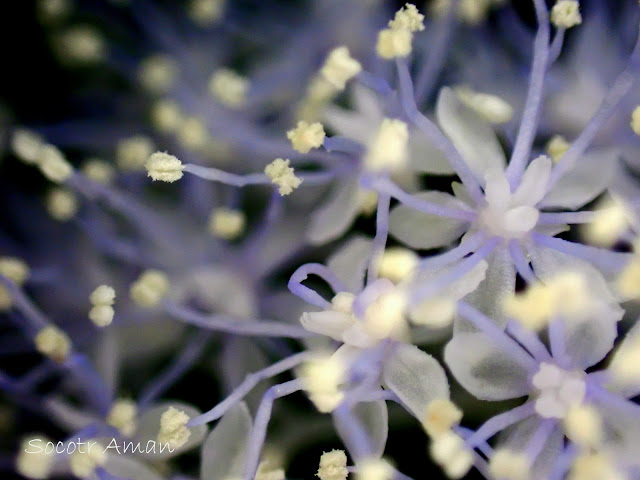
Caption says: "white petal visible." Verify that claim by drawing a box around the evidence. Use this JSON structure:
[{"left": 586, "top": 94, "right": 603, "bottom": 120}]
[
  {"left": 498, "top": 417, "right": 564, "bottom": 479},
  {"left": 300, "top": 311, "right": 355, "bottom": 341},
  {"left": 382, "top": 344, "right": 449, "bottom": 418},
  {"left": 484, "top": 168, "right": 510, "bottom": 207},
  {"left": 327, "top": 235, "right": 372, "bottom": 293},
  {"left": 353, "top": 84, "right": 385, "bottom": 122},
  {"left": 436, "top": 87, "right": 506, "bottom": 183},
  {"left": 408, "top": 133, "right": 455, "bottom": 175},
  {"left": 451, "top": 181, "right": 475, "bottom": 207},
  {"left": 444, "top": 332, "right": 533, "bottom": 401},
  {"left": 511, "top": 155, "right": 552, "bottom": 207},
  {"left": 456, "top": 246, "right": 515, "bottom": 332},
  {"left": 597, "top": 397, "right": 640, "bottom": 462},
  {"left": 389, "top": 191, "right": 468, "bottom": 249},
  {"left": 541, "top": 149, "right": 619, "bottom": 210},
  {"left": 133, "top": 401, "right": 207, "bottom": 460},
  {"left": 200, "top": 403, "right": 252, "bottom": 480},
  {"left": 308, "top": 179, "right": 362, "bottom": 245},
  {"left": 334, "top": 399, "right": 388, "bottom": 459},
  {"left": 104, "top": 455, "right": 164, "bottom": 480},
  {"left": 409, "top": 259, "right": 488, "bottom": 301},
  {"left": 528, "top": 246, "right": 623, "bottom": 369}
]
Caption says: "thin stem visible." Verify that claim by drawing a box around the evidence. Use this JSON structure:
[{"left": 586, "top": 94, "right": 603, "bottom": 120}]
[
  {"left": 508, "top": 239, "right": 538, "bottom": 284},
  {"left": 537, "top": 211, "right": 597, "bottom": 225},
  {"left": 288, "top": 263, "right": 348, "bottom": 308},
  {"left": 188, "top": 353, "right": 310, "bottom": 427},
  {"left": 409, "top": 238, "right": 499, "bottom": 305},
  {"left": 164, "top": 301, "right": 315, "bottom": 339},
  {"left": 418, "top": 232, "right": 486, "bottom": 270},
  {"left": 547, "top": 28, "right": 566, "bottom": 67},
  {"left": 394, "top": 59, "right": 484, "bottom": 202},
  {"left": 414, "top": 0, "right": 458, "bottom": 103},
  {"left": 548, "top": 27, "right": 640, "bottom": 187},
  {"left": 243, "top": 380, "right": 302, "bottom": 480},
  {"left": 138, "top": 331, "right": 214, "bottom": 408},
  {"left": 465, "top": 402, "right": 536, "bottom": 448},
  {"left": 506, "top": 321, "right": 552, "bottom": 363},
  {"left": 366, "top": 192, "right": 391, "bottom": 285},
  {"left": 368, "top": 176, "right": 476, "bottom": 221},
  {"left": 532, "top": 233, "right": 632, "bottom": 272},
  {"left": 505, "top": 0, "right": 550, "bottom": 185}
]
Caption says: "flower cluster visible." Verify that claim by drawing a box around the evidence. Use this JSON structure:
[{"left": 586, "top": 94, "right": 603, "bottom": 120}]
[{"left": 2, "top": 1, "right": 640, "bottom": 480}]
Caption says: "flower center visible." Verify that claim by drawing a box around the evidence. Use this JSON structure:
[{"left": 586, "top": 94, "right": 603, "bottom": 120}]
[{"left": 531, "top": 363, "right": 586, "bottom": 419}]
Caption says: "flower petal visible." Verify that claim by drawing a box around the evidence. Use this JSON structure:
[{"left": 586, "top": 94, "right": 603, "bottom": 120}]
[
  {"left": 444, "top": 332, "right": 533, "bottom": 401},
  {"left": 436, "top": 87, "right": 506, "bottom": 183},
  {"left": 104, "top": 455, "right": 164, "bottom": 480},
  {"left": 334, "top": 399, "right": 388, "bottom": 459},
  {"left": 408, "top": 133, "right": 455, "bottom": 175},
  {"left": 528, "top": 245, "right": 623, "bottom": 369},
  {"left": 200, "top": 403, "right": 252, "bottom": 480},
  {"left": 327, "top": 235, "right": 372, "bottom": 293},
  {"left": 389, "top": 191, "right": 468, "bottom": 249},
  {"left": 382, "top": 343, "right": 449, "bottom": 418},
  {"left": 133, "top": 401, "right": 207, "bottom": 460},
  {"left": 456, "top": 245, "right": 515, "bottom": 332},
  {"left": 308, "top": 178, "right": 362, "bottom": 245},
  {"left": 300, "top": 311, "right": 355, "bottom": 341},
  {"left": 541, "top": 149, "right": 619, "bottom": 210},
  {"left": 511, "top": 155, "right": 552, "bottom": 207}
]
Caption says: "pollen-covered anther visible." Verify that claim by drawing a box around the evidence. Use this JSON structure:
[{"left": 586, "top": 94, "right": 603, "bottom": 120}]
[
  {"left": 608, "top": 333, "right": 640, "bottom": 385},
  {"left": 298, "top": 353, "right": 346, "bottom": 413},
  {"left": 567, "top": 453, "right": 625, "bottom": 480},
  {"left": 107, "top": 399, "right": 137, "bottom": 437},
  {"left": 320, "top": 46, "right": 362, "bottom": 91},
  {"left": 422, "top": 399, "right": 463, "bottom": 438},
  {"left": 376, "top": 28, "right": 413, "bottom": 59},
  {"left": 488, "top": 450, "right": 531, "bottom": 480},
  {"left": 146, "top": 152, "right": 184, "bottom": 183},
  {"left": 89, "top": 284, "right": 116, "bottom": 327},
  {"left": 11, "top": 128, "right": 44, "bottom": 164},
  {"left": 632, "top": 106, "right": 640, "bottom": 136},
  {"left": 0, "top": 257, "right": 30, "bottom": 286},
  {"left": 56, "top": 26, "right": 106, "bottom": 64},
  {"left": 209, "top": 68, "right": 249, "bottom": 108},
  {"left": 37, "top": 0, "right": 72, "bottom": 24},
  {"left": 583, "top": 198, "right": 630, "bottom": 247},
  {"left": 317, "top": 450, "right": 348, "bottom": 480},
  {"left": 0, "top": 257, "right": 30, "bottom": 311},
  {"left": 356, "top": 458, "right": 394, "bottom": 480},
  {"left": 365, "top": 118, "right": 409, "bottom": 171},
  {"left": 377, "top": 247, "right": 419, "bottom": 284},
  {"left": 152, "top": 100, "right": 183, "bottom": 133},
  {"left": 82, "top": 159, "right": 115, "bottom": 185},
  {"left": 69, "top": 442, "right": 106, "bottom": 478},
  {"left": 188, "top": 0, "right": 226, "bottom": 26},
  {"left": 363, "top": 289, "right": 408, "bottom": 342},
  {"left": 429, "top": 431, "right": 473, "bottom": 479},
  {"left": 34, "top": 326, "right": 71, "bottom": 363},
  {"left": 546, "top": 134, "right": 570, "bottom": 163},
  {"left": 547, "top": 271, "right": 591, "bottom": 317},
  {"left": 455, "top": 86, "right": 514, "bottom": 124},
  {"left": 357, "top": 189, "right": 378, "bottom": 216},
  {"left": 16, "top": 435, "right": 54, "bottom": 479},
  {"left": 37, "top": 145, "right": 74, "bottom": 183},
  {"left": 116, "top": 135, "right": 155, "bottom": 171},
  {"left": 503, "top": 284, "right": 553, "bottom": 331},
  {"left": 563, "top": 404, "right": 603, "bottom": 448},
  {"left": 208, "top": 208, "right": 246, "bottom": 240},
  {"left": 287, "top": 121, "right": 326, "bottom": 154},
  {"left": 46, "top": 187, "right": 78, "bottom": 222},
  {"left": 158, "top": 407, "right": 191, "bottom": 450},
  {"left": 331, "top": 292, "right": 356, "bottom": 314},
  {"left": 256, "top": 459, "right": 286, "bottom": 480},
  {"left": 550, "top": 0, "right": 582, "bottom": 29},
  {"left": 616, "top": 256, "right": 640, "bottom": 300},
  {"left": 138, "top": 55, "right": 178, "bottom": 95},
  {"left": 409, "top": 297, "right": 456, "bottom": 329},
  {"left": 388, "top": 4, "right": 425, "bottom": 32},
  {"left": 130, "top": 269, "right": 170, "bottom": 307},
  {"left": 265, "top": 158, "right": 303, "bottom": 196},
  {"left": 178, "top": 117, "right": 211, "bottom": 152}
]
